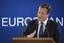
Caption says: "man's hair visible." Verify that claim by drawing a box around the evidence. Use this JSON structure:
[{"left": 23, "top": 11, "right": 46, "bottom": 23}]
[{"left": 39, "top": 4, "right": 52, "bottom": 14}]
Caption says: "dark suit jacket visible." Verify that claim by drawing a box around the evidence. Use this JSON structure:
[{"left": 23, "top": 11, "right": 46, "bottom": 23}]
[{"left": 21, "top": 19, "right": 62, "bottom": 43}]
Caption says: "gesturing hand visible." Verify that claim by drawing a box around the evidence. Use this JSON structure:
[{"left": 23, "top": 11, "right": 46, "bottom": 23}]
[{"left": 27, "top": 30, "right": 36, "bottom": 38}]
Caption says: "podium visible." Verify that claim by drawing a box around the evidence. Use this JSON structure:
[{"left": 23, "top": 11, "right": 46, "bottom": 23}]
[{"left": 12, "top": 37, "right": 55, "bottom": 43}]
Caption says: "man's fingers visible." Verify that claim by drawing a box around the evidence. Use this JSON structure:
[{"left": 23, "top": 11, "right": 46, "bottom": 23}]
[
  {"left": 32, "top": 30, "right": 36, "bottom": 35},
  {"left": 27, "top": 30, "right": 36, "bottom": 38}
]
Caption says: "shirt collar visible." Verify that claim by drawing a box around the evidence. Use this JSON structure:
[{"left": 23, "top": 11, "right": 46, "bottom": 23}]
[{"left": 38, "top": 18, "right": 48, "bottom": 26}]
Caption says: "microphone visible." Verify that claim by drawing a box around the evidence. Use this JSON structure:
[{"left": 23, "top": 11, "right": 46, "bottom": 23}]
[
  {"left": 43, "top": 23, "right": 49, "bottom": 38},
  {"left": 18, "top": 28, "right": 22, "bottom": 37}
]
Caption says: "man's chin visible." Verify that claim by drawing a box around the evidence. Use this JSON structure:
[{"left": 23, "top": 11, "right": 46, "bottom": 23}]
[{"left": 38, "top": 19, "right": 43, "bottom": 22}]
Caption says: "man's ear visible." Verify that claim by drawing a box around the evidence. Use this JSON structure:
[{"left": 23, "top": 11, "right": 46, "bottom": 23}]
[{"left": 47, "top": 14, "right": 50, "bottom": 16}]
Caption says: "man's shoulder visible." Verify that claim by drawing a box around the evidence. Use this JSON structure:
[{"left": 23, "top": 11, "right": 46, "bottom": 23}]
[
  {"left": 31, "top": 19, "right": 37, "bottom": 22},
  {"left": 49, "top": 20, "right": 58, "bottom": 26},
  {"left": 29, "top": 19, "right": 38, "bottom": 24}
]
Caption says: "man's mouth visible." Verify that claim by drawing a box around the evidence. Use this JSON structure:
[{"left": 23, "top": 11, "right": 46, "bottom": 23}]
[{"left": 38, "top": 16, "right": 42, "bottom": 19}]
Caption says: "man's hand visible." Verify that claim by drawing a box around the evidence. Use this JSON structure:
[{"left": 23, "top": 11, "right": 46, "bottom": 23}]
[{"left": 27, "top": 30, "right": 36, "bottom": 38}]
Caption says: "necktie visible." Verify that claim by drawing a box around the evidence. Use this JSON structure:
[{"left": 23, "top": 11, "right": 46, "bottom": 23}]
[{"left": 39, "top": 22, "right": 43, "bottom": 37}]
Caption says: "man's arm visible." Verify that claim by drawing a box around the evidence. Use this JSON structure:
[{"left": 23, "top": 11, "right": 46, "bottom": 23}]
[
  {"left": 21, "top": 21, "right": 31, "bottom": 37},
  {"left": 21, "top": 21, "right": 36, "bottom": 38},
  {"left": 54, "top": 24, "right": 62, "bottom": 43}
]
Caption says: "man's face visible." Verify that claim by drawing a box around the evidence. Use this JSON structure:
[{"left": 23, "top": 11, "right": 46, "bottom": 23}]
[{"left": 37, "top": 7, "right": 49, "bottom": 22}]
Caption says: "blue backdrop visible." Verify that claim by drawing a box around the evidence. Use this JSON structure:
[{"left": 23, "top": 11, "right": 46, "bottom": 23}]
[{"left": 0, "top": 0, "right": 64, "bottom": 43}]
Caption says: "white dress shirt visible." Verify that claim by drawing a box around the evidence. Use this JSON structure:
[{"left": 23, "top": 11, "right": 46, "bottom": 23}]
[{"left": 37, "top": 18, "right": 48, "bottom": 38}]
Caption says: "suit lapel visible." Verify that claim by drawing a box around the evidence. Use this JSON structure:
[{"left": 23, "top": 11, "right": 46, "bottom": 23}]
[{"left": 43, "top": 20, "right": 50, "bottom": 37}]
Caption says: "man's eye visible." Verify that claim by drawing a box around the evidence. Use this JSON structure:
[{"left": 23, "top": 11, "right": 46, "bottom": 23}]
[
  {"left": 42, "top": 13, "right": 43, "bottom": 14},
  {"left": 39, "top": 12, "right": 40, "bottom": 14}
]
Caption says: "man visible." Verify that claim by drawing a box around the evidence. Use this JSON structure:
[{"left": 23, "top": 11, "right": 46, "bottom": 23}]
[{"left": 21, "top": 4, "right": 62, "bottom": 43}]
